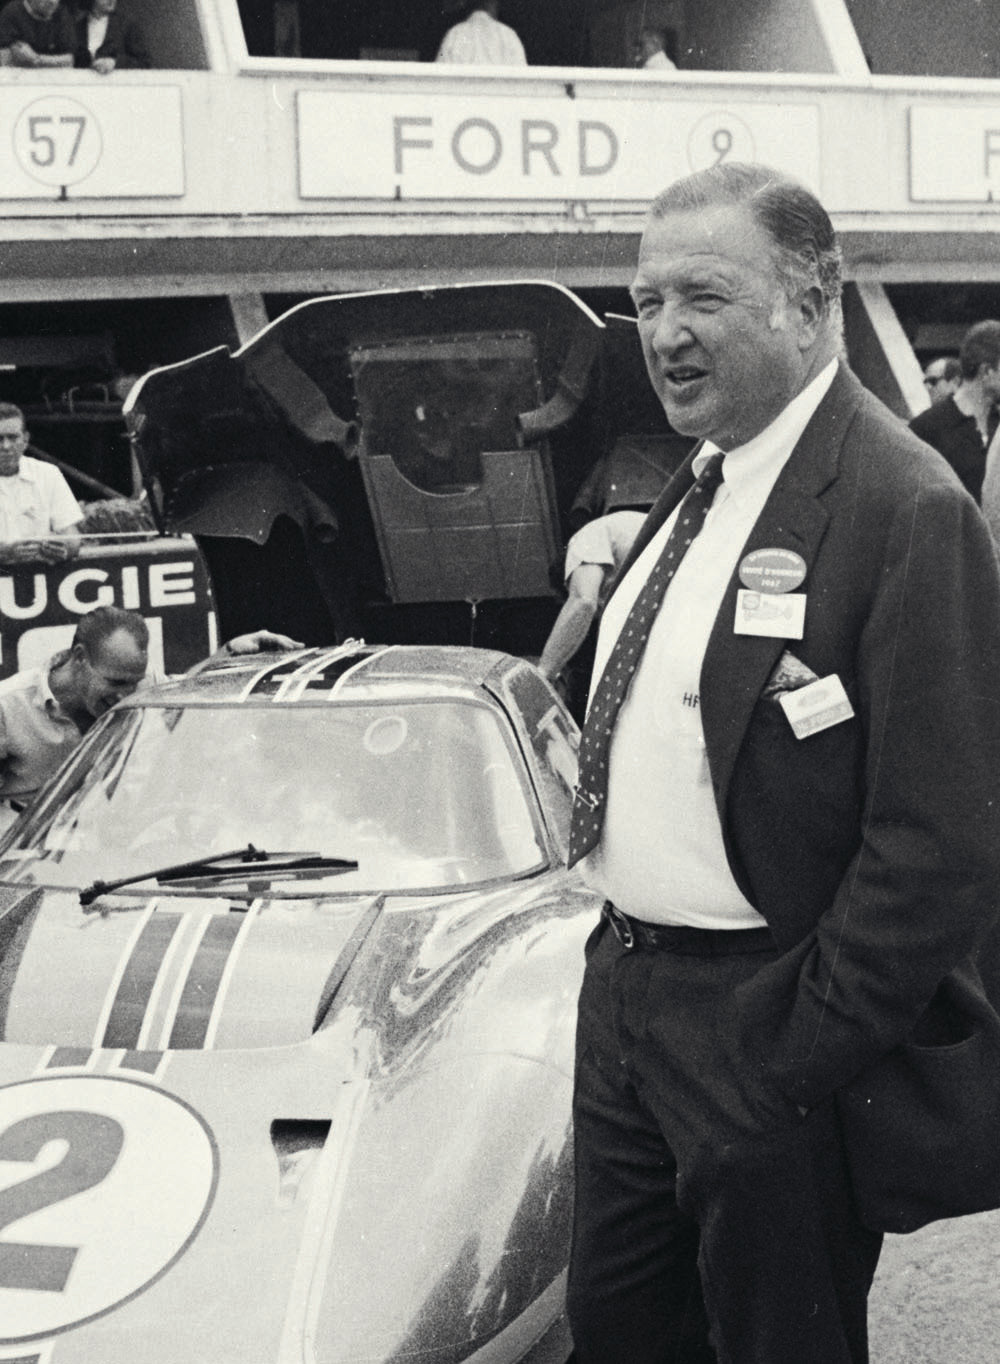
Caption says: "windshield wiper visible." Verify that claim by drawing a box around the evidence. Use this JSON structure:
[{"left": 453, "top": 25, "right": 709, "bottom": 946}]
[{"left": 79, "top": 843, "right": 359, "bottom": 908}]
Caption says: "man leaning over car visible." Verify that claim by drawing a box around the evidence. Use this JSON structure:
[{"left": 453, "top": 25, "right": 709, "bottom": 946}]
[{"left": 0, "top": 604, "right": 301, "bottom": 823}]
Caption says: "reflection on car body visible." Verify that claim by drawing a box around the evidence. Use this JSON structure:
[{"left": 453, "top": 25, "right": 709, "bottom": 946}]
[{"left": 0, "top": 642, "right": 594, "bottom": 1363}]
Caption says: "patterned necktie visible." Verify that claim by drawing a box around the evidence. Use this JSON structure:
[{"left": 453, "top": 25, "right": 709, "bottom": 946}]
[{"left": 567, "top": 452, "right": 726, "bottom": 868}]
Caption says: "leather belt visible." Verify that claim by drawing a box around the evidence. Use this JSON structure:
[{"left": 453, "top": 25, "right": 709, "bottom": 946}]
[{"left": 602, "top": 901, "right": 774, "bottom": 954}]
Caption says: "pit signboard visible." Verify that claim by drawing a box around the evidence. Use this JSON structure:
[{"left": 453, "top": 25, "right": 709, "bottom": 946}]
[{"left": 0, "top": 537, "right": 215, "bottom": 680}]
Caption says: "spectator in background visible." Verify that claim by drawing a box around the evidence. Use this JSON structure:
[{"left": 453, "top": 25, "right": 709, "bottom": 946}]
[
  {"left": 0, "top": 0, "right": 74, "bottom": 66},
  {"left": 73, "top": 0, "right": 150, "bottom": 72},
  {"left": 980, "top": 419, "right": 1000, "bottom": 551},
  {"left": 909, "top": 319, "right": 1000, "bottom": 502},
  {"left": 922, "top": 355, "right": 961, "bottom": 405},
  {"left": 436, "top": 0, "right": 526, "bottom": 66},
  {"left": 0, "top": 404, "right": 82, "bottom": 566},
  {"left": 633, "top": 24, "right": 676, "bottom": 70}
]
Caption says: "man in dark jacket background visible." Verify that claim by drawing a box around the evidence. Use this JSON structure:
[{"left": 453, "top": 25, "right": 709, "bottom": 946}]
[
  {"left": 73, "top": 0, "right": 148, "bottom": 72},
  {"left": 909, "top": 318, "right": 1000, "bottom": 501}
]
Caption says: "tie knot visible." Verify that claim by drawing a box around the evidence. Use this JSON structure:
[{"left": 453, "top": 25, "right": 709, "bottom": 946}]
[{"left": 697, "top": 452, "right": 725, "bottom": 492}]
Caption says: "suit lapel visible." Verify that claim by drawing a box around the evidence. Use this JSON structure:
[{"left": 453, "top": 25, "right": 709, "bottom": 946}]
[{"left": 699, "top": 366, "right": 865, "bottom": 817}]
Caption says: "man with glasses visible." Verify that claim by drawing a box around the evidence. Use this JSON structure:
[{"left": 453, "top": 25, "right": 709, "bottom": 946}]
[
  {"left": 922, "top": 355, "right": 961, "bottom": 405},
  {"left": 0, "top": 403, "right": 83, "bottom": 565},
  {"left": 910, "top": 322, "right": 1000, "bottom": 501}
]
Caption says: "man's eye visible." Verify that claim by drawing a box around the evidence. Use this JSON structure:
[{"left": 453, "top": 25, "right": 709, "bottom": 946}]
[
  {"left": 634, "top": 296, "right": 661, "bottom": 319},
  {"left": 692, "top": 293, "right": 725, "bottom": 310}
]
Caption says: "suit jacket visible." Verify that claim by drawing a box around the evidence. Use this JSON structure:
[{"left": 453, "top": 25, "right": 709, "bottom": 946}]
[
  {"left": 73, "top": 8, "right": 149, "bottom": 68},
  {"left": 610, "top": 366, "right": 1000, "bottom": 1182}
]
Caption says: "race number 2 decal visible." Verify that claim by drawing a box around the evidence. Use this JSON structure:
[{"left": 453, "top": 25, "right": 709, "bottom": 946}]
[
  {"left": 0, "top": 1111, "right": 123, "bottom": 1292},
  {"left": 0, "top": 1076, "right": 217, "bottom": 1345}
]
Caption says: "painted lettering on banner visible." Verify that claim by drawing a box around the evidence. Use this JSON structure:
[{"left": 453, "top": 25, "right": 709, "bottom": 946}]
[{"left": 299, "top": 92, "right": 820, "bottom": 200}]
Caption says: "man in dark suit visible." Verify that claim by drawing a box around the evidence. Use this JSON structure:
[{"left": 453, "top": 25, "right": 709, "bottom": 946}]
[
  {"left": 73, "top": 0, "right": 149, "bottom": 72},
  {"left": 908, "top": 319, "right": 1000, "bottom": 502},
  {"left": 565, "top": 163, "right": 1000, "bottom": 1363}
]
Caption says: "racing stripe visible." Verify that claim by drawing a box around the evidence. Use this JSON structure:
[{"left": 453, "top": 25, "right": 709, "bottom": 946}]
[
  {"left": 118, "top": 1049, "right": 166, "bottom": 1075},
  {"left": 202, "top": 901, "right": 261, "bottom": 1049},
  {"left": 237, "top": 651, "right": 323, "bottom": 702},
  {"left": 325, "top": 646, "right": 392, "bottom": 696},
  {"left": 168, "top": 913, "right": 244, "bottom": 1049},
  {"left": 0, "top": 888, "right": 44, "bottom": 1042},
  {"left": 275, "top": 642, "right": 371, "bottom": 702},
  {"left": 143, "top": 912, "right": 212, "bottom": 1050},
  {"left": 46, "top": 1047, "right": 92, "bottom": 1070},
  {"left": 101, "top": 912, "right": 184, "bottom": 1050}
]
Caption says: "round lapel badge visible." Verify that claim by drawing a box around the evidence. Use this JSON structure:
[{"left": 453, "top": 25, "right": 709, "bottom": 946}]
[{"left": 738, "top": 548, "right": 807, "bottom": 594}]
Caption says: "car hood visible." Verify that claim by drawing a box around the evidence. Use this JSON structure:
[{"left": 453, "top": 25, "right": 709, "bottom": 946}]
[
  {"left": 0, "top": 877, "right": 592, "bottom": 1363},
  {"left": 124, "top": 280, "right": 604, "bottom": 542}
]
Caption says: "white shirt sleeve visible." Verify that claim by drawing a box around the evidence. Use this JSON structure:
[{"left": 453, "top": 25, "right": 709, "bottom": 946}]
[
  {"left": 41, "top": 466, "right": 83, "bottom": 533},
  {"left": 564, "top": 518, "right": 616, "bottom": 582}
]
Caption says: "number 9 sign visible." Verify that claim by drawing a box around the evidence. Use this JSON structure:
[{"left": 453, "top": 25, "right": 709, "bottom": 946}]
[
  {"left": 686, "top": 110, "right": 756, "bottom": 172},
  {"left": 0, "top": 1076, "right": 217, "bottom": 1344},
  {"left": 13, "top": 96, "right": 103, "bottom": 190}
]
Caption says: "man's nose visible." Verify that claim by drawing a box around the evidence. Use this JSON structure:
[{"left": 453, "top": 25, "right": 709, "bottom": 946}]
[{"left": 648, "top": 302, "right": 693, "bottom": 354}]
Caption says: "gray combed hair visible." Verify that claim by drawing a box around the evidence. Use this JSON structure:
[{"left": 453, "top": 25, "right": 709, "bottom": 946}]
[{"left": 650, "top": 162, "right": 843, "bottom": 333}]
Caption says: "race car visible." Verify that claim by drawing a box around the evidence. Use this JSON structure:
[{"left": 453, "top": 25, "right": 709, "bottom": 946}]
[{"left": 0, "top": 642, "right": 597, "bottom": 1364}]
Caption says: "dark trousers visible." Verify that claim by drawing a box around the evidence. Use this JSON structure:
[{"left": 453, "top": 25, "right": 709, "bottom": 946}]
[{"left": 567, "top": 919, "right": 883, "bottom": 1364}]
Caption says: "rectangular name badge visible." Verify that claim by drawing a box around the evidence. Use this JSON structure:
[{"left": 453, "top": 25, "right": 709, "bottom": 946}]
[
  {"left": 734, "top": 589, "right": 805, "bottom": 639},
  {"left": 778, "top": 674, "right": 855, "bottom": 739}
]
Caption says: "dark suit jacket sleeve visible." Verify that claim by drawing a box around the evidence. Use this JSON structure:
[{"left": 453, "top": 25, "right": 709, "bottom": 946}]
[
  {"left": 74, "top": 11, "right": 150, "bottom": 67},
  {"left": 113, "top": 17, "right": 150, "bottom": 68},
  {"left": 729, "top": 459, "right": 1000, "bottom": 1114}
]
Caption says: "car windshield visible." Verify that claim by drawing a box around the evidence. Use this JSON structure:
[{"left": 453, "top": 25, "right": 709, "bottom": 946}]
[{"left": 0, "top": 699, "right": 547, "bottom": 894}]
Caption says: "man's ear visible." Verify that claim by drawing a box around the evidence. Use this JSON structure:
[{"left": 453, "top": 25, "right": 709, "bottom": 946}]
[{"left": 795, "top": 285, "right": 825, "bottom": 349}]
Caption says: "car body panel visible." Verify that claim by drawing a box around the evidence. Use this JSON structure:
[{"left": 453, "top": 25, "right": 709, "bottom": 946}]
[{"left": 0, "top": 645, "right": 593, "bottom": 1363}]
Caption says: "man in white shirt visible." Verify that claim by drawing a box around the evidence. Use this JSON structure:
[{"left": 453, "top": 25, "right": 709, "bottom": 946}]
[
  {"left": 0, "top": 604, "right": 300, "bottom": 820},
  {"left": 566, "top": 164, "right": 1000, "bottom": 1363},
  {"left": 634, "top": 25, "right": 676, "bottom": 70},
  {"left": 0, "top": 403, "right": 83, "bottom": 566},
  {"left": 435, "top": 0, "right": 526, "bottom": 67}
]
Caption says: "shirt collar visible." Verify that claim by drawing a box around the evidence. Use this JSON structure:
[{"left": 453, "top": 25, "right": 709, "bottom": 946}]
[
  {"left": 37, "top": 664, "right": 63, "bottom": 715},
  {"left": 693, "top": 358, "right": 839, "bottom": 505},
  {"left": 41, "top": 652, "right": 78, "bottom": 720},
  {"left": 3, "top": 458, "right": 39, "bottom": 486}
]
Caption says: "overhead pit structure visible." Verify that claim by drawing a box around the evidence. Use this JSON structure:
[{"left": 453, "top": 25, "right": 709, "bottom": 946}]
[{"left": 0, "top": 0, "right": 999, "bottom": 461}]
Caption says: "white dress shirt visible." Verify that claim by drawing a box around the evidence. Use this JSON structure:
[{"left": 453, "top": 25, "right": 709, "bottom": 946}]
[
  {"left": 583, "top": 360, "right": 838, "bottom": 926},
  {"left": 435, "top": 9, "right": 527, "bottom": 65},
  {"left": 86, "top": 14, "right": 109, "bottom": 56},
  {"left": 0, "top": 457, "right": 83, "bottom": 544}
]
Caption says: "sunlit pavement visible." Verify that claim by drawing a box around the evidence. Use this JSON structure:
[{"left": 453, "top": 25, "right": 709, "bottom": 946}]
[{"left": 868, "top": 1209, "right": 1000, "bottom": 1362}]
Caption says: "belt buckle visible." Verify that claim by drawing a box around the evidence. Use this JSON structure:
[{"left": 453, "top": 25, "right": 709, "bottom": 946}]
[{"left": 603, "top": 901, "right": 634, "bottom": 950}]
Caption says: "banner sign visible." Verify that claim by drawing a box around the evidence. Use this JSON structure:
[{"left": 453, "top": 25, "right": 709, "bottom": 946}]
[
  {"left": 910, "top": 105, "right": 1000, "bottom": 203},
  {"left": 297, "top": 91, "right": 821, "bottom": 200},
  {"left": 0, "top": 538, "right": 215, "bottom": 679},
  {"left": 0, "top": 85, "right": 184, "bottom": 200}
]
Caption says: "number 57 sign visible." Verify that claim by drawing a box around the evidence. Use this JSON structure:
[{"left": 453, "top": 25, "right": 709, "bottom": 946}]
[
  {"left": 1, "top": 87, "right": 184, "bottom": 200},
  {"left": 14, "top": 96, "right": 103, "bottom": 190}
]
